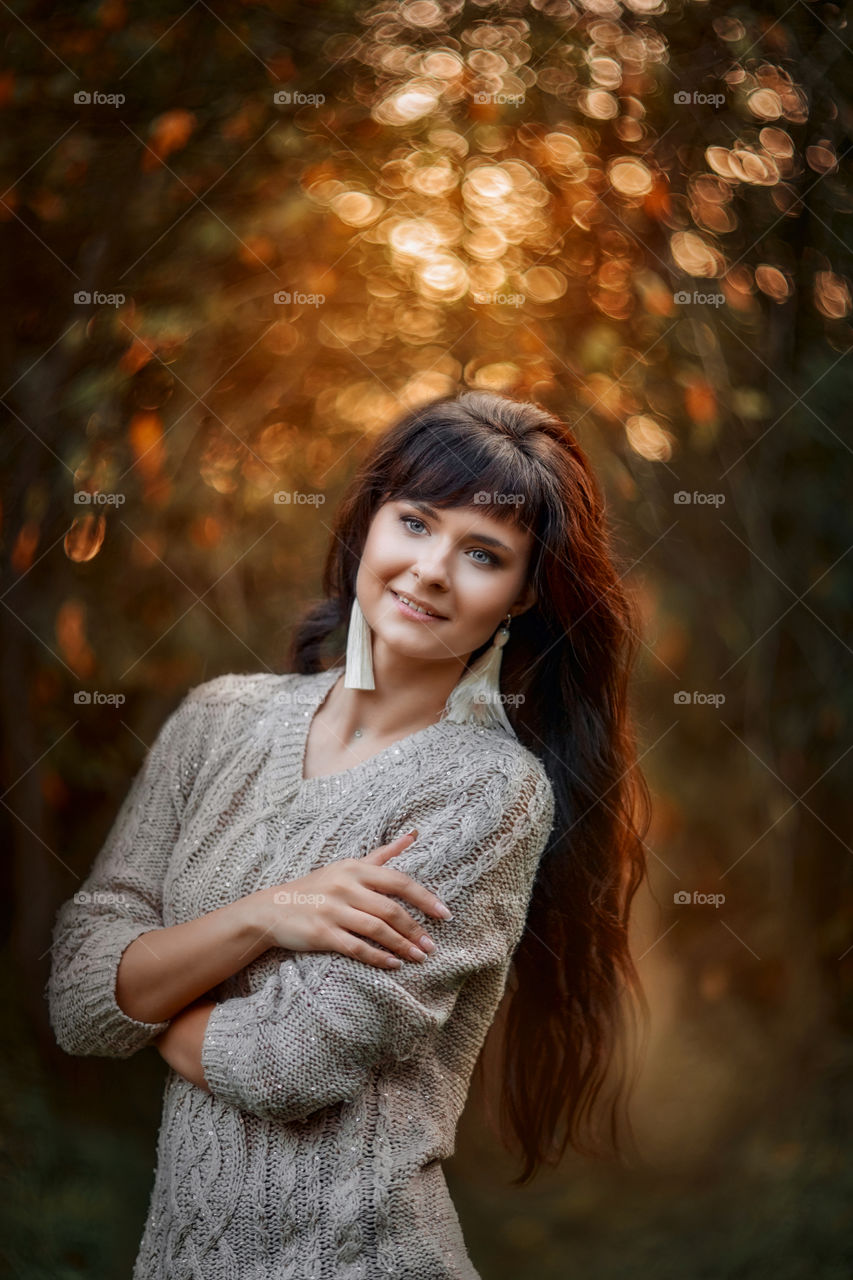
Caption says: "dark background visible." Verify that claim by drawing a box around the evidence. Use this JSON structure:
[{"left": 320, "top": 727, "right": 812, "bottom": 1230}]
[{"left": 1, "top": 1, "right": 851, "bottom": 1275}]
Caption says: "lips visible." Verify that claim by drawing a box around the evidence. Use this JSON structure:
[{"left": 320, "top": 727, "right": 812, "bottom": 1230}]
[{"left": 390, "top": 589, "right": 448, "bottom": 620}]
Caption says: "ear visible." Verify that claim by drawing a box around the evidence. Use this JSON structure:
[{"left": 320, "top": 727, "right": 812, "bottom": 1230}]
[{"left": 510, "top": 581, "right": 537, "bottom": 618}]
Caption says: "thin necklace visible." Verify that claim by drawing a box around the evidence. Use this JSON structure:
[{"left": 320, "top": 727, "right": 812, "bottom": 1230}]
[
  {"left": 349, "top": 704, "right": 447, "bottom": 740},
  {"left": 335, "top": 677, "right": 448, "bottom": 740}
]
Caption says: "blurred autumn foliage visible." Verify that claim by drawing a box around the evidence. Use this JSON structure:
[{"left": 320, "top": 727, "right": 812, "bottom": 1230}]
[{"left": 1, "top": 0, "right": 852, "bottom": 1276}]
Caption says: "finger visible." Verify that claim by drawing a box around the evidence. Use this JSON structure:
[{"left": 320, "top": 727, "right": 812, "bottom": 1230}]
[
  {"left": 344, "top": 894, "right": 437, "bottom": 957},
  {"left": 363, "top": 829, "right": 418, "bottom": 863},
  {"left": 327, "top": 926, "right": 404, "bottom": 970},
  {"left": 338, "top": 907, "right": 432, "bottom": 963},
  {"left": 361, "top": 865, "right": 453, "bottom": 920}
]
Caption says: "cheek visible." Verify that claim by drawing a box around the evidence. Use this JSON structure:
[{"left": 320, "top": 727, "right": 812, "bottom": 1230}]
[
  {"left": 360, "top": 519, "right": 390, "bottom": 563},
  {"left": 363, "top": 518, "right": 429, "bottom": 577},
  {"left": 449, "top": 570, "right": 511, "bottom": 623},
  {"left": 357, "top": 530, "right": 402, "bottom": 595}
]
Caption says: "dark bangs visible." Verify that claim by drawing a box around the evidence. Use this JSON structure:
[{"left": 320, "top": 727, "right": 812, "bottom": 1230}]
[{"left": 371, "top": 394, "right": 556, "bottom": 579}]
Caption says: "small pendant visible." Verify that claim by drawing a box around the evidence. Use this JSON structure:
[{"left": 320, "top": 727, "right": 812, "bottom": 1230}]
[{"left": 353, "top": 728, "right": 363, "bottom": 738}]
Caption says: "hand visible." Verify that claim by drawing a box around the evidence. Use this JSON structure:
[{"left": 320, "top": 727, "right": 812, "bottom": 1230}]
[{"left": 247, "top": 830, "right": 452, "bottom": 970}]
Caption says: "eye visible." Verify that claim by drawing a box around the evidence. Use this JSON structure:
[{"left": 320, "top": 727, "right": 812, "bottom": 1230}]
[{"left": 398, "top": 512, "right": 500, "bottom": 566}]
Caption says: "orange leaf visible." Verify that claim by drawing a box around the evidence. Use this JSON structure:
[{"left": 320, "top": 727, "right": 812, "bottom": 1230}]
[
  {"left": 56, "top": 598, "right": 96, "bottom": 677},
  {"left": 128, "top": 411, "right": 164, "bottom": 480},
  {"left": 685, "top": 379, "right": 717, "bottom": 424},
  {"left": 643, "top": 178, "right": 671, "bottom": 220},
  {"left": 119, "top": 337, "right": 155, "bottom": 375},
  {"left": 11, "top": 520, "right": 39, "bottom": 573},
  {"left": 96, "top": 0, "right": 127, "bottom": 30},
  {"left": 144, "top": 109, "right": 197, "bottom": 170}
]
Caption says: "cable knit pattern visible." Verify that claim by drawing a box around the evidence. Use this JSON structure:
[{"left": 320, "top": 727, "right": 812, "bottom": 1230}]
[{"left": 46, "top": 665, "right": 556, "bottom": 1280}]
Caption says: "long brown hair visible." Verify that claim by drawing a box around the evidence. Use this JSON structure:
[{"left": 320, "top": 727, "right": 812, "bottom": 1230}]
[{"left": 288, "top": 390, "right": 652, "bottom": 1184}]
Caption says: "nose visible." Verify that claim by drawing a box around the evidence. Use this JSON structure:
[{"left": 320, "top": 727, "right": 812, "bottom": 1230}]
[{"left": 411, "top": 543, "right": 451, "bottom": 591}]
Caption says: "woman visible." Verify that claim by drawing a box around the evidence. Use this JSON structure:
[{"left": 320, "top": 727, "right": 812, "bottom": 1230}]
[{"left": 47, "top": 390, "right": 651, "bottom": 1279}]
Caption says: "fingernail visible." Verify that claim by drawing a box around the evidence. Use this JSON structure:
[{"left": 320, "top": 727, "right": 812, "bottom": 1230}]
[
  {"left": 409, "top": 945, "right": 426, "bottom": 961},
  {"left": 407, "top": 828, "right": 418, "bottom": 838},
  {"left": 433, "top": 900, "right": 452, "bottom": 920},
  {"left": 418, "top": 935, "right": 435, "bottom": 953},
  {"left": 386, "top": 956, "right": 402, "bottom": 968}
]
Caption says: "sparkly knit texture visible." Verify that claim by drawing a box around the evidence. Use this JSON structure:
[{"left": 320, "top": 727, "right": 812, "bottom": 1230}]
[{"left": 46, "top": 665, "right": 556, "bottom": 1280}]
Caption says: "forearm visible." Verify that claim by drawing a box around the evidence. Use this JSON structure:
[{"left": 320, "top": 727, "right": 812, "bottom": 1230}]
[
  {"left": 199, "top": 766, "right": 555, "bottom": 1122},
  {"left": 116, "top": 894, "right": 270, "bottom": 1024},
  {"left": 154, "top": 999, "right": 214, "bottom": 1090}
]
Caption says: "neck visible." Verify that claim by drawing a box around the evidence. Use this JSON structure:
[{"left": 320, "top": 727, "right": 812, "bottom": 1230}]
[{"left": 333, "top": 651, "right": 470, "bottom": 739}]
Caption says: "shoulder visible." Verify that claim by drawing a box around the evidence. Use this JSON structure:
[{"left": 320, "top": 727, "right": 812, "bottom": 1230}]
[
  {"left": 423, "top": 721, "right": 555, "bottom": 831},
  {"left": 175, "top": 668, "right": 325, "bottom": 746},
  {"left": 184, "top": 668, "right": 333, "bottom": 707},
  {"left": 162, "top": 671, "right": 295, "bottom": 758},
  {"left": 154, "top": 672, "right": 302, "bottom": 791},
  {"left": 184, "top": 670, "right": 291, "bottom": 708},
  {"left": 394, "top": 726, "right": 555, "bottom": 890},
  {"left": 438, "top": 720, "right": 551, "bottom": 790}
]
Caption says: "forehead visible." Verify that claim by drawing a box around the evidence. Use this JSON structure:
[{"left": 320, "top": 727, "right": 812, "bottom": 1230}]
[{"left": 386, "top": 497, "right": 533, "bottom": 554}]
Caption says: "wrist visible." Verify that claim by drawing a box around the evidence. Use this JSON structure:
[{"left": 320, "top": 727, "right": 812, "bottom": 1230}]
[{"left": 226, "top": 893, "right": 273, "bottom": 965}]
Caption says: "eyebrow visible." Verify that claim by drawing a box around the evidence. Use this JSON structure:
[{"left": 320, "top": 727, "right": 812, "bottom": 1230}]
[{"left": 404, "top": 500, "right": 515, "bottom": 555}]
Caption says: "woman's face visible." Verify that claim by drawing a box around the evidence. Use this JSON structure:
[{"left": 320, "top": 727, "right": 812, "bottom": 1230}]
[{"left": 355, "top": 497, "right": 536, "bottom": 669}]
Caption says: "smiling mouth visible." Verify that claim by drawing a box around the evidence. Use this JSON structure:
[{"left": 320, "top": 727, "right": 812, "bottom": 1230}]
[{"left": 390, "top": 589, "right": 448, "bottom": 620}]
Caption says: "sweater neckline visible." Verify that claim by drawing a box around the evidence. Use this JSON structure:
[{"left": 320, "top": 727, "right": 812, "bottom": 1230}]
[{"left": 292, "top": 665, "right": 448, "bottom": 799}]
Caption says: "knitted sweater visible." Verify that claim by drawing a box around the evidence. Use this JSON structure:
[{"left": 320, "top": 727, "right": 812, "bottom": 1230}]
[{"left": 46, "top": 664, "right": 556, "bottom": 1280}]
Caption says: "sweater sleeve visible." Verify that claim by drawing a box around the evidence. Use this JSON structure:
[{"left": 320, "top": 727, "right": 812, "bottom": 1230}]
[
  {"left": 201, "top": 754, "right": 555, "bottom": 1121},
  {"left": 46, "top": 692, "right": 204, "bottom": 1060}
]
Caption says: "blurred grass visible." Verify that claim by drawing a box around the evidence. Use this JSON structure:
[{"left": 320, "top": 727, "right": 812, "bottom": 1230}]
[
  {"left": 4, "top": 950, "right": 852, "bottom": 1279},
  {"left": 449, "top": 1050, "right": 853, "bottom": 1280},
  {"left": 0, "top": 954, "right": 166, "bottom": 1279}
]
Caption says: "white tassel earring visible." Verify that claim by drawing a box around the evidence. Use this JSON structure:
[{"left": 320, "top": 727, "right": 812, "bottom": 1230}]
[
  {"left": 344, "top": 596, "right": 375, "bottom": 690},
  {"left": 442, "top": 613, "right": 518, "bottom": 739}
]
